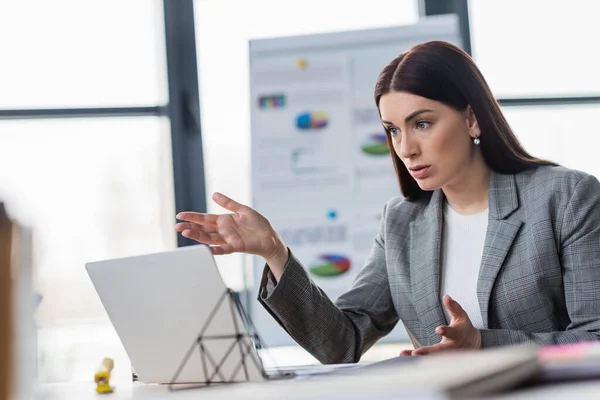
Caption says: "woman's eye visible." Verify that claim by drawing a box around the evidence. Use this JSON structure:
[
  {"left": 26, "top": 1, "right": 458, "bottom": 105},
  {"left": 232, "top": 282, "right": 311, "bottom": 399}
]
[
  {"left": 416, "top": 121, "right": 431, "bottom": 130},
  {"left": 388, "top": 127, "right": 400, "bottom": 136}
]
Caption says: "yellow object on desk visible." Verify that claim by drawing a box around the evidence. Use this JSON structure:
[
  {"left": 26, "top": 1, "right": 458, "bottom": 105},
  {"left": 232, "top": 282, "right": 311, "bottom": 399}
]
[{"left": 94, "top": 358, "right": 114, "bottom": 394}]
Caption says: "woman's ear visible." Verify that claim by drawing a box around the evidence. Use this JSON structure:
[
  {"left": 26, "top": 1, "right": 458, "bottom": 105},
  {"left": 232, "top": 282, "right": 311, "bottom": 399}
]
[{"left": 466, "top": 105, "right": 481, "bottom": 139}]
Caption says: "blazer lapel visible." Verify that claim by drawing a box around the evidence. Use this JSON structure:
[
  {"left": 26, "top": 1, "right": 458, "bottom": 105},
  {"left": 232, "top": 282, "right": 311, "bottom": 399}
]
[
  {"left": 410, "top": 190, "right": 447, "bottom": 344},
  {"left": 477, "top": 171, "right": 523, "bottom": 328}
]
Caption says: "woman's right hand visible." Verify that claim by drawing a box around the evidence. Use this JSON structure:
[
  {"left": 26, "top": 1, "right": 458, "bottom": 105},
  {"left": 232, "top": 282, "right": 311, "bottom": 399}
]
[{"left": 174, "top": 192, "right": 289, "bottom": 277}]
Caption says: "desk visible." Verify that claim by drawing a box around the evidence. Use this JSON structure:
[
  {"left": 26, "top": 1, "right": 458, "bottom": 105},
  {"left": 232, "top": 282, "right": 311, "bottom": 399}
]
[
  {"left": 38, "top": 337, "right": 600, "bottom": 400},
  {"left": 42, "top": 377, "right": 600, "bottom": 399}
]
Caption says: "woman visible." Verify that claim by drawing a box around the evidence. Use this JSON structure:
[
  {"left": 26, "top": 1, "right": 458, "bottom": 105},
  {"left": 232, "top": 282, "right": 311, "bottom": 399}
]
[{"left": 175, "top": 41, "right": 600, "bottom": 364}]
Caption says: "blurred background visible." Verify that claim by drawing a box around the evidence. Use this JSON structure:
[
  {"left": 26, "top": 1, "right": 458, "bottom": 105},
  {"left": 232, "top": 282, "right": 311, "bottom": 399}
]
[{"left": 1, "top": 0, "right": 600, "bottom": 385}]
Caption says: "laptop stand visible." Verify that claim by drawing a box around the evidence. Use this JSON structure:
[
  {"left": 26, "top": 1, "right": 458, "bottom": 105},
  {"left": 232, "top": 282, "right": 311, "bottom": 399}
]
[{"left": 168, "top": 288, "right": 270, "bottom": 390}]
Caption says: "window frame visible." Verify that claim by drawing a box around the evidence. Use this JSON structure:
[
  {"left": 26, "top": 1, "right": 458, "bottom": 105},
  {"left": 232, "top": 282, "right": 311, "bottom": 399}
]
[{"left": 0, "top": 0, "right": 207, "bottom": 248}]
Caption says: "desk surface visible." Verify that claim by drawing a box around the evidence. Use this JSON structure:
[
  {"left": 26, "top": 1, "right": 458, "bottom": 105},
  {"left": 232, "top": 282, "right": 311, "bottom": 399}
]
[{"left": 42, "top": 377, "right": 600, "bottom": 400}]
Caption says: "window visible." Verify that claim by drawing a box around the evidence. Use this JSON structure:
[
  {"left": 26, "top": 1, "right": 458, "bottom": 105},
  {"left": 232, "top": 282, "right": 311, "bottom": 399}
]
[
  {"left": 502, "top": 104, "right": 600, "bottom": 177},
  {"left": 0, "top": 0, "right": 167, "bottom": 109},
  {"left": 469, "top": 0, "right": 600, "bottom": 97},
  {"left": 0, "top": 118, "right": 175, "bottom": 324}
]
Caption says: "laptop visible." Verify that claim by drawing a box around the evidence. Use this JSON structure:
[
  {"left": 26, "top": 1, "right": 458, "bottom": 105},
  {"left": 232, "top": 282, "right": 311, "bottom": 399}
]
[{"left": 85, "top": 244, "right": 356, "bottom": 385}]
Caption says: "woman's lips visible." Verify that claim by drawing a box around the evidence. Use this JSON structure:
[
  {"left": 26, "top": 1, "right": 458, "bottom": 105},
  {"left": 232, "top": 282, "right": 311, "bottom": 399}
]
[{"left": 409, "top": 165, "right": 431, "bottom": 179}]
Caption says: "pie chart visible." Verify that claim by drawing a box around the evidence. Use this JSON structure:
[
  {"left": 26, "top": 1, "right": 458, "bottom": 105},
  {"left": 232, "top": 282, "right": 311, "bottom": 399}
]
[
  {"left": 296, "top": 111, "right": 329, "bottom": 130},
  {"left": 361, "top": 133, "right": 389, "bottom": 155},
  {"left": 309, "top": 254, "right": 351, "bottom": 277}
]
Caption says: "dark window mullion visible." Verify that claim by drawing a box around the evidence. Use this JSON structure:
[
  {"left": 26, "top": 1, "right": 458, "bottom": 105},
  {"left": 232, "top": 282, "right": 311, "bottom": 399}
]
[
  {"left": 422, "top": 0, "right": 472, "bottom": 55},
  {"left": 498, "top": 96, "right": 600, "bottom": 107},
  {"left": 163, "top": 0, "right": 207, "bottom": 247},
  {"left": 0, "top": 106, "right": 167, "bottom": 120}
]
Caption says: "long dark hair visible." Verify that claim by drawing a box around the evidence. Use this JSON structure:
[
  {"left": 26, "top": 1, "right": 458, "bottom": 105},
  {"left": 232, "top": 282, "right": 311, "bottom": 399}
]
[{"left": 374, "top": 41, "right": 556, "bottom": 200}]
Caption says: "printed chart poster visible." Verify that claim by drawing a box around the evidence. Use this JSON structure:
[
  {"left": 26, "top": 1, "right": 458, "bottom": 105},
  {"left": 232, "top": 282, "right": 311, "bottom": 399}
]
[
  {"left": 248, "top": 16, "right": 462, "bottom": 346},
  {"left": 250, "top": 55, "right": 355, "bottom": 196}
]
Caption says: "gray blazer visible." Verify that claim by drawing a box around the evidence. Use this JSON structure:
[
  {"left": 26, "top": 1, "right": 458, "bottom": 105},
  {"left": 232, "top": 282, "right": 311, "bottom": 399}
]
[{"left": 258, "top": 166, "right": 600, "bottom": 364}]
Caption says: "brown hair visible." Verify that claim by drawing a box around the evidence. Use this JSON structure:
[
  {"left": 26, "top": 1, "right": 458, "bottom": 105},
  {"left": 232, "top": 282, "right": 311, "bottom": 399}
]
[{"left": 374, "top": 41, "right": 556, "bottom": 200}]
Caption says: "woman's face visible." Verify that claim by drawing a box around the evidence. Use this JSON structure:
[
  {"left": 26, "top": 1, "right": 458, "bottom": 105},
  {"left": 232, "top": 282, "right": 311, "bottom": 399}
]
[{"left": 379, "top": 91, "right": 481, "bottom": 192}]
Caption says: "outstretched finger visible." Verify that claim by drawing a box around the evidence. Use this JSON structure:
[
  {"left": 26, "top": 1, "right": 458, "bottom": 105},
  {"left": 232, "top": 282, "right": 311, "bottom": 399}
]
[
  {"left": 176, "top": 212, "right": 218, "bottom": 226},
  {"left": 175, "top": 221, "right": 218, "bottom": 234},
  {"left": 182, "top": 230, "right": 226, "bottom": 245},
  {"left": 443, "top": 295, "right": 467, "bottom": 320},
  {"left": 212, "top": 192, "right": 250, "bottom": 214}
]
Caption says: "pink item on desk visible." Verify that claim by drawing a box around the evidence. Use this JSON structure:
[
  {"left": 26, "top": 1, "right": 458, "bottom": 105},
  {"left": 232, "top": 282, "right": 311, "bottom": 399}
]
[
  {"left": 536, "top": 341, "right": 600, "bottom": 382},
  {"left": 539, "top": 342, "right": 600, "bottom": 361}
]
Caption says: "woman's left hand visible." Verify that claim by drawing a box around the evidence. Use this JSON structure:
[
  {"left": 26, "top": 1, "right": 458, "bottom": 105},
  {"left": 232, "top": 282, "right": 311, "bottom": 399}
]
[{"left": 401, "top": 295, "right": 482, "bottom": 356}]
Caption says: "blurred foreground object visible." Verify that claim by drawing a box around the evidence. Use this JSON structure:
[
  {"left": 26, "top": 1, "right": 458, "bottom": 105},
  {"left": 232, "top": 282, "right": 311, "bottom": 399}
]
[
  {"left": 537, "top": 341, "right": 600, "bottom": 382},
  {"left": 95, "top": 358, "right": 115, "bottom": 394},
  {"left": 0, "top": 203, "right": 38, "bottom": 400},
  {"left": 12, "top": 214, "right": 38, "bottom": 399},
  {"left": 0, "top": 203, "right": 13, "bottom": 400}
]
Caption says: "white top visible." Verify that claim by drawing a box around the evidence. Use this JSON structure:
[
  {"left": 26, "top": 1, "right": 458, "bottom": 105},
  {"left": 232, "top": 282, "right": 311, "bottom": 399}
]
[{"left": 440, "top": 202, "right": 489, "bottom": 329}]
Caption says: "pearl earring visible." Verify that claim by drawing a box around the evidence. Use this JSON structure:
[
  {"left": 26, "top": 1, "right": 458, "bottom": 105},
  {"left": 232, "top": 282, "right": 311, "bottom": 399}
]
[{"left": 473, "top": 137, "right": 480, "bottom": 145}]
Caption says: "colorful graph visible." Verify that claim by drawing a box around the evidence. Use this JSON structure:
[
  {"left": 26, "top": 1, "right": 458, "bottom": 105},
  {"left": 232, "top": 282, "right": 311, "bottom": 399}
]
[
  {"left": 309, "top": 254, "right": 351, "bottom": 277},
  {"left": 361, "top": 133, "right": 389, "bottom": 155},
  {"left": 258, "top": 94, "right": 286, "bottom": 109},
  {"left": 296, "top": 111, "right": 329, "bottom": 130}
]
